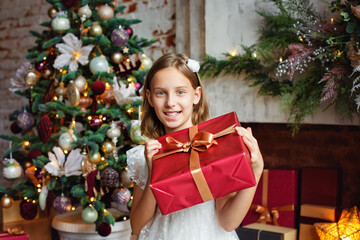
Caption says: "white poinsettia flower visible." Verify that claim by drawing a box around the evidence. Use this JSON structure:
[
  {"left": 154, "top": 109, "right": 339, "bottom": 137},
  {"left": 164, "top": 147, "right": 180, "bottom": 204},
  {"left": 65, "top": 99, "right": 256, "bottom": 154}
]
[
  {"left": 44, "top": 147, "right": 83, "bottom": 177},
  {"left": 112, "top": 77, "right": 141, "bottom": 105},
  {"left": 9, "top": 62, "right": 31, "bottom": 93},
  {"left": 53, "top": 33, "right": 94, "bottom": 72}
]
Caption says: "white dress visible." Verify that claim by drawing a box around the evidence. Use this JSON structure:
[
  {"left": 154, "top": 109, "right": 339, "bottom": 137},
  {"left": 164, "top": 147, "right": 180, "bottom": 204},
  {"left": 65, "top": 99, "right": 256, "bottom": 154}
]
[{"left": 127, "top": 145, "right": 239, "bottom": 240}]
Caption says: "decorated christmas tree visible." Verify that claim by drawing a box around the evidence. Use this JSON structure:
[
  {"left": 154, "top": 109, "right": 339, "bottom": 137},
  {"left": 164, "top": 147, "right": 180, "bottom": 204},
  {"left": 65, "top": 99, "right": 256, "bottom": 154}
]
[{"left": 0, "top": 0, "right": 154, "bottom": 236}]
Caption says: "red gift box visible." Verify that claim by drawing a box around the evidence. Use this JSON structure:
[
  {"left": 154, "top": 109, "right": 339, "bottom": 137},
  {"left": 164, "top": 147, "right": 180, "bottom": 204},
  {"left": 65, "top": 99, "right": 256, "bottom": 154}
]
[
  {"left": 301, "top": 167, "right": 341, "bottom": 206},
  {"left": 0, "top": 231, "right": 29, "bottom": 240},
  {"left": 150, "top": 112, "right": 256, "bottom": 215},
  {"left": 241, "top": 169, "right": 298, "bottom": 228}
]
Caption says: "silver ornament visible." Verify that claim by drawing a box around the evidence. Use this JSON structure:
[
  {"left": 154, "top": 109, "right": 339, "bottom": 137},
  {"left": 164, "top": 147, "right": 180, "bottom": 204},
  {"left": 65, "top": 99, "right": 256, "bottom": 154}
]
[
  {"left": 97, "top": 5, "right": 114, "bottom": 21},
  {"left": 106, "top": 121, "right": 121, "bottom": 139},
  {"left": 74, "top": 75, "right": 88, "bottom": 93},
  {"left": 78, "top": 5, "right": 92, "bottom": 19},
  {"left": 51, "top": 16, "right": 71, "bottom": 33}
]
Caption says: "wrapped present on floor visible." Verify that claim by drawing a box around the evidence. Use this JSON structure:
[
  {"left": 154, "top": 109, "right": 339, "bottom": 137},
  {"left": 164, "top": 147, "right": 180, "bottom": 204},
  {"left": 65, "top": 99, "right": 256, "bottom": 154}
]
[
  {"left": 241, "top": 169, "right": 298, "bottom": 228},
  {"left": 301, "top": 167, "right": 342, "bottom": 206},
  {"left": 236, "top": 223, "right": 297, "bottom": 240},
  {"left": 299, "top": 204, "right": 343, "bottom": 240},
  {"left": 0, "top": 230, "right": 29, "bottom": 240},
  {"left": 150, "top": 112, "right": 256, "bottom": 215},
  {"left": 3, "top": 217, "right": 53, "bottom": 240}
]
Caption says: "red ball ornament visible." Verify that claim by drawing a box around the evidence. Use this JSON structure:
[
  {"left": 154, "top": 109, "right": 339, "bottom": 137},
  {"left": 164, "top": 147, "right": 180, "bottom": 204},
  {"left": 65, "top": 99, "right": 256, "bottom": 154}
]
[
  {"left": 20, "top": 200, "right": 38, "bottom": 220},
  {"left": 89, "top": 116, "right": 103, "bottom": 129},
  {"left": 27, "top": 149, "right": 42, "bottom": 162},
  {"left": 97, "top": 222, "right": 111, "bottom": 237},
  {"left": 10, "top": 122, "right": 22, "bottom": 134},
  {"left": 91, "top": 81, "right": 106, "bottom": 95},
  {"left": 62, "top": 0, "right": 79, "bottom": 8}
]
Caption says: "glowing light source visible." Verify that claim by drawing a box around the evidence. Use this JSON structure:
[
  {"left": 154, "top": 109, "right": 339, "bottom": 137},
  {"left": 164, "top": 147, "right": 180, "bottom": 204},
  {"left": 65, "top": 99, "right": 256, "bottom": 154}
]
[
  {"left": 315, "top": 206, "right": 360, "bottom": 240},
  {"left": 229, "top": 49, "right": 237, "bottom": 57}
]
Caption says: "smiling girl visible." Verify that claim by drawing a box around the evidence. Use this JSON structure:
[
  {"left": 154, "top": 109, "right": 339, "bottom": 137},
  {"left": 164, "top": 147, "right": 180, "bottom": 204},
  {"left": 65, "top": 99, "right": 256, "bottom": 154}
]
[{"left": 127, "top": 53, "right": 264, "bottom": 240}]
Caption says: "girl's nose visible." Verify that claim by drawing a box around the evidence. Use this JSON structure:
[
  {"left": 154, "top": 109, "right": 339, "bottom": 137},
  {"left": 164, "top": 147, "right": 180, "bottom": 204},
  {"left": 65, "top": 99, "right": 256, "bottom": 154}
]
[{"left": 166, "top": 94, "right": 176, "bottom": 107}]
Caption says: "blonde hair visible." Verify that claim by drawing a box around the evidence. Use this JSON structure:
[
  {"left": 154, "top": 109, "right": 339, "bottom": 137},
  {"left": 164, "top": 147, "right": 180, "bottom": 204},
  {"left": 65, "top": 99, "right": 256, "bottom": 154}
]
[{"left": 141, "top": 53, "right": 209, "bottom": 139}]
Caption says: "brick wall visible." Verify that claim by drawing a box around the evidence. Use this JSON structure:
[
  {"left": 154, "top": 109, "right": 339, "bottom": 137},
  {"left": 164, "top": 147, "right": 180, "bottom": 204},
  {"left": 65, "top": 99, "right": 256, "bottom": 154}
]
[{"left": 245, "top": 122, "right": 360, "bottom": 208}]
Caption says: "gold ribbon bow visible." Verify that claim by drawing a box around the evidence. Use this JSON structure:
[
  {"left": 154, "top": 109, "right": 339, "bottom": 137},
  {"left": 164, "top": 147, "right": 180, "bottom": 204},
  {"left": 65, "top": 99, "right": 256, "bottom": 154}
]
[
  {"left": 251, "top": 170, "right": 294, "bottom": 226},
  {"left": 0, "top": 228, "right": 25, "bottom": 236},
  {"left": 254, "top": 204, "right": 294, "bottom": 226},
  {"left": 153, "top": 124, "right": 237, "bottom": 202}
]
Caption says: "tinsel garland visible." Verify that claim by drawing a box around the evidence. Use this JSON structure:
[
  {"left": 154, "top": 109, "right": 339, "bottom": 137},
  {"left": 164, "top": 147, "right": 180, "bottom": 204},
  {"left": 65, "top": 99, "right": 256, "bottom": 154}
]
[{"left": 200, "top": 0, "right": 360, "bottom": 134}]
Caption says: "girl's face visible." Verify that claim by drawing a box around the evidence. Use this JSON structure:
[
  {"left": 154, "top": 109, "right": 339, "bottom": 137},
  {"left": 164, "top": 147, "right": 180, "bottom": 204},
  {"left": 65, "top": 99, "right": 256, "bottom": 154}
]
[{"left": 146, "top": 67, "right": 201, "bottom": 134}]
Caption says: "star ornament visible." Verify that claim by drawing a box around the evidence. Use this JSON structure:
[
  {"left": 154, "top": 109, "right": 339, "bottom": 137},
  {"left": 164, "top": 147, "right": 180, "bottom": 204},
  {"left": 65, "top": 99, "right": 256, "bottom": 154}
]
[
  {"left": 53, "top": 33, "right": 94, "bottom": 72},
  {"left": 315, "top": 206, "right": 360, "bottom": 240}
]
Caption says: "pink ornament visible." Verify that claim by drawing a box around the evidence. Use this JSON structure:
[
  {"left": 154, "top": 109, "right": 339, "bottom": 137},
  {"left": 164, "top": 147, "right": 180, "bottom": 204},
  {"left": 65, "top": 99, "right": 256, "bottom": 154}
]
[
  {"left": 111, "top": 187, "right": 131, "bottom": 205},
  {"left": 16, "top": 111, "right": 34, "bottom": 130},
  {"left": 111, "top": 28, "right": 129, "bottom": 47}
]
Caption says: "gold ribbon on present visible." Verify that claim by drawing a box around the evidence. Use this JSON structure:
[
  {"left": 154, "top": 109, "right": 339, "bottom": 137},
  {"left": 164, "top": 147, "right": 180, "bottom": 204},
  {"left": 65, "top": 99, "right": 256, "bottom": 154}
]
[
  {"left": 0, "top": 227, "right": 25, "bottom": 236},
  {"left": 250, "top": 169, "right": 295, "bottom": 226},
  {"left": 153, "top": 124, "right": 237, "bottom": 202}
]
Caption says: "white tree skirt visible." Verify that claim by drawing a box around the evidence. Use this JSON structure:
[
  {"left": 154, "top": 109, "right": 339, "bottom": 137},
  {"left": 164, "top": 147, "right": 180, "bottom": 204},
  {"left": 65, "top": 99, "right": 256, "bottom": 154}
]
[{"left": 52, "top": 208, "right": 131, "bottom": 240}]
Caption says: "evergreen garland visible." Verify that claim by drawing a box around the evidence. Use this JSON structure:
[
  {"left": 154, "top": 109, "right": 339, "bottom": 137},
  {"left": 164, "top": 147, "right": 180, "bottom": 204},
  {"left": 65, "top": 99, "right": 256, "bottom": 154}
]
[{"left": 200, "top": 0, "right": 360, "bottom": 133}]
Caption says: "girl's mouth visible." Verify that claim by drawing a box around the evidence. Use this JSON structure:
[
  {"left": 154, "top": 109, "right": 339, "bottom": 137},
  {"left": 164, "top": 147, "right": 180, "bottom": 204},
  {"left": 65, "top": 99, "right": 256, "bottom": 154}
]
[{"left": 164, "top": 111, "right": 181, "bottom": 117}]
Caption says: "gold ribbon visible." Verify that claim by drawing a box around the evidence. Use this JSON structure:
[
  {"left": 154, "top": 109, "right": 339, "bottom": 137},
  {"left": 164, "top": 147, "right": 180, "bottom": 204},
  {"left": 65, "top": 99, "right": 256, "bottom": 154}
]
[
  {"left": 0, "top": 228, "right": 25, "bottom": 236},
  {"left": 153, "top": 124, "right": 237, "bottom": 202},
  {"left": 251, "top": 169, "right": 294, "bottom": 225}
]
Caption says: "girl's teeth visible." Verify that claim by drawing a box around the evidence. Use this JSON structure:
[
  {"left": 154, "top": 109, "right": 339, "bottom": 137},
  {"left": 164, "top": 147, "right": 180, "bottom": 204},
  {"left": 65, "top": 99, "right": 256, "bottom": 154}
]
[{"left": 166, "top": 112, "right": 179, "bottom": 117}]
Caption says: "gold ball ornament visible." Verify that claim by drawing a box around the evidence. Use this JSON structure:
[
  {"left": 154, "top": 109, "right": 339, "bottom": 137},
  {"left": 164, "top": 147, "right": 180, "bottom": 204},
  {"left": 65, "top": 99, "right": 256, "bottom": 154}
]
[
  {"left": 111, "top": 52, "right": 122, "bottom": 64},
  {"left": 48, "top": 7, "right": 58, "bottom": 18},
  {"left": 1, "top": 194, "right": 14, "bottom": 208},
  {"left": 97, "top": 5, "right": 114, "bottom": 21},
  {"left": 121, "top": 170, "right": 133, "bottom": 188},
  {"left": 74, "top": 75, "right": 88, "bottom": 93},
  {"left": 101, "top": 141, "right": 115, "bottom": 154},
  {"left": 88, "top": 152, "right": 101, "bottom": 164},
  {"left": 66, "top": 81, "right": 80, "bottom": 106},
  {"left": 90, "top": 24, "right": 103, "bottom": 36},
  {"left": 41, "top": 69, "right": 53, "bottom": 79},
  {"left": 25, "top": 71, "right": 38, "bottom": 86}
]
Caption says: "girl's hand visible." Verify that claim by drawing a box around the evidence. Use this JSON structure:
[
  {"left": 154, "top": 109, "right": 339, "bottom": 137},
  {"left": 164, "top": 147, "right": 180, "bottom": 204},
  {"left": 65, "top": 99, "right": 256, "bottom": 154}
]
[
  {"left": 235, "top": 126, "right": 264, "bottom": 181},
  {"left": 144, "top": 139, "right": 162, "bottom": 171}
]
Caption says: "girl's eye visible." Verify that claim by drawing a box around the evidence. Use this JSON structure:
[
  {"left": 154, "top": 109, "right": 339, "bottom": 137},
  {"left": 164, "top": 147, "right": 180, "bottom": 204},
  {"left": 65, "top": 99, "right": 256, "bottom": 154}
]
[
  {"left": 177, "top": 90, "right": 185, "bottom": 95},
  {"left": 156, "top": 91, "right": 165, "bottom": 96}
]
